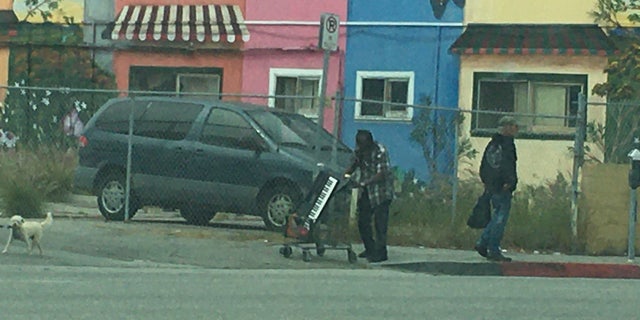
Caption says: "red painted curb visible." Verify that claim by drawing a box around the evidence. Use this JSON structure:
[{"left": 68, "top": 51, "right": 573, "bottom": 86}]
[{"left": 502, "top": 262, "right": 640, "bottom": 279}]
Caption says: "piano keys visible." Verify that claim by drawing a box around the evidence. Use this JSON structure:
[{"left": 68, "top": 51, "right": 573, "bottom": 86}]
[{"left": 297, "top": 170, "right": 341, "bottom": 233}]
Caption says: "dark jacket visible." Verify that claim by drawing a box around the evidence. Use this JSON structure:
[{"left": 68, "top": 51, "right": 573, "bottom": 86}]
[{"left": 479, "top": 133, "right": 518, "bottom": 193}]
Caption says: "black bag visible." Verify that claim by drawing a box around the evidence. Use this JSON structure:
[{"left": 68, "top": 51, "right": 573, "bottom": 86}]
[{"left": 466, "top": 190, "right": 492, "bottom": 229}]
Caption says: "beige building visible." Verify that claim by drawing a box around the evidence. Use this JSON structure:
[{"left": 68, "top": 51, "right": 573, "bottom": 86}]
[
  {"left": 453, "top": 0, "right": 614, "bottom": 186},
  {"left": 0, "top": 0, "right": 17, "bottom": 108}
]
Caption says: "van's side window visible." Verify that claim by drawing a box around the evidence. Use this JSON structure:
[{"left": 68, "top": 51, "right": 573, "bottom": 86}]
[
  {"left": 94, "top": 100, "right": 146, "bottom": 134},
  {"left": 201, "top": 108, "right": 257, "bottom": 149},
  {"left": 134, "top": 101, "right": 204, "bottom": 140}
]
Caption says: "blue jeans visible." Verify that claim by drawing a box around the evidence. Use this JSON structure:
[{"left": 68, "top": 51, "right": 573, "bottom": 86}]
[{"left": 477, "top": 191, "right": 512, "bottom": 253}]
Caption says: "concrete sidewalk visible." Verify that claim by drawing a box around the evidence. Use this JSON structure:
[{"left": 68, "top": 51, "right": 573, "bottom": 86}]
[{"left": 49, "top": 194, "right": 640, "bottom": 279}]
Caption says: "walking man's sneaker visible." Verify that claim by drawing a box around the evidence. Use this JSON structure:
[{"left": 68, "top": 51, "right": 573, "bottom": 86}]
[
  {"left": 486, "top": 250, "right": 512, "bottom": 262},
  {"left": 474, "top": 244, "right": 488, "bottom": 258}
]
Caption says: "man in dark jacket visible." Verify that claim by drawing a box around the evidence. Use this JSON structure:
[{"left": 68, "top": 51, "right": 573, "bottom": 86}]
[{"left": 475, "top": 116, "right": 519, "bottom": 262}]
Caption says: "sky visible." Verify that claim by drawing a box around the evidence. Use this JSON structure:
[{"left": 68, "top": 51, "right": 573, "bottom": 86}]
[{"left": 13, "top": 0, "right": 84, "bottom": 22}]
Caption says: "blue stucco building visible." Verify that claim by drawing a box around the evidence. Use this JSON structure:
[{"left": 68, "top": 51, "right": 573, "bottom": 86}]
[{"left": 342, "top": 0, "right": 464, "bottom": 182}]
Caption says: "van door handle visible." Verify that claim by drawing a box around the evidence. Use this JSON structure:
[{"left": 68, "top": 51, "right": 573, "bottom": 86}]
[{"left": 195, "top": 148, "right": 204, "bottom": 154}]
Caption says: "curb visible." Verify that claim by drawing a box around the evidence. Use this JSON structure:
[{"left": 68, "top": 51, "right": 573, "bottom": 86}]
[
  {"left": 384, "top": 261, "right": 640, "bottom": 279},
  {"left": 501, "top": 262, "right": 640, "bottom": 279}
]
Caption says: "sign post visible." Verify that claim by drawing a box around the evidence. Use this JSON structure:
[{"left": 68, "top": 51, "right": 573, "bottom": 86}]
[
  {"left": 317, "top": 13, "right": 339, "bottom": 129},
  {"left": 627, "top": 138, "right": 640, "bottom": 262}
]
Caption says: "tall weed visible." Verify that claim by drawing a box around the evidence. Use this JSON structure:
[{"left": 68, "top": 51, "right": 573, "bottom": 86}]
[
  {"left": 0, "top": 147, "right": 77, "bottom": 217},
  {"left": 388, "top": 173, "right": 574, "bottom": 253}
]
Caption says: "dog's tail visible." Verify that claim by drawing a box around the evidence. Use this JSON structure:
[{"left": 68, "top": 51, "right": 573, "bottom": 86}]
[{"left": 41, "top": 212, "right": 53, "bottom": 228}]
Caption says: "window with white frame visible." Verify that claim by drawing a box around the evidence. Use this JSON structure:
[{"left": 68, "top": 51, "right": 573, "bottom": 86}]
[
  {"left": 473, "top": 72, "right": 586, "bottom": 135},
  {"left": 269, "top": 68, "right": 322, "bottom": 118},
  {"left": 356, "top": 71, "right": 414, "bottom": 120}
]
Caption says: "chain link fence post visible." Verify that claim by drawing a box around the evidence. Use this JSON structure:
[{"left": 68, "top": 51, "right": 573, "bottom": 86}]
[
  {"left": 570, "top": 93, "right": 587, "bottom": 249},
  {"left": 451, "top": 108, "right": 459, "bottom": 225}
]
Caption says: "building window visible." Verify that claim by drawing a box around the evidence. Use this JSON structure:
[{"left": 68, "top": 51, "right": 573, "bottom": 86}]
[
  {"left": 129, "top": 66, "right": 222, "bottom": 98},
  {"left": 355, "top": 71, "right": 414, "bottom": 120},
  {"left": 473, "top": 73, "right": 586, "bottom": 135},
  {"left": 177, "top": 73, "right": 221, "bottom": 99},
  {"left": 269, "top": 68, "right": 322, "bottom": 118}
]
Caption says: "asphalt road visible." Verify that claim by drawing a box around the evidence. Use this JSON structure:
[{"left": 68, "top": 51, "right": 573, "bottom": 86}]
[{"left": 1, "top": 266, "right": 638, "bottom": 320}]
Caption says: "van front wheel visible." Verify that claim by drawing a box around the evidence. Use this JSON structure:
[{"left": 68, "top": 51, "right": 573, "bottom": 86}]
[{"left": 260, "top": 185, "right": 301, "bottom": 232}]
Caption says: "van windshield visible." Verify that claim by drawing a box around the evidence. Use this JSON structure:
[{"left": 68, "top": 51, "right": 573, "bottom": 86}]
[
  {"left": 247, "top": 110, "right": 308, "bottom": 147},
  {"left": 247, "top": 110, "right": 350, "bottom": 152}
]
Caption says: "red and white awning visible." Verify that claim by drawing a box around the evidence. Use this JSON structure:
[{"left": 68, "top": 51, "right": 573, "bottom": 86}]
[{"left": 108, "top": 4, "right": 250, "bottom": 43}]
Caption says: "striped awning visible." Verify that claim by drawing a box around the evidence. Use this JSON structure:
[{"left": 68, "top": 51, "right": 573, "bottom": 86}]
[
  {"left": 105, "top": 4, "right": 250, "bottom": 43},
  {"left": 450, "top": 24, "right": 617, "bottom": 56}
]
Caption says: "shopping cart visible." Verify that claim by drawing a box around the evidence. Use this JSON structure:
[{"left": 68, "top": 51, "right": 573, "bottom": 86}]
[{"left": 279, "top": 170, "right": 358, "bottom": 263}]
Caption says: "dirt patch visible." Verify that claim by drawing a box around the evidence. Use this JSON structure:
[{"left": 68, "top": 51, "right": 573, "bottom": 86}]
[{"left": 91, "top": 219, "right": 282, "bottom": 243}]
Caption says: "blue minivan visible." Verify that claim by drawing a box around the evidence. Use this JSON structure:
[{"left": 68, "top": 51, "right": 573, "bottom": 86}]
[{"left": 73, "top": 96, "right": 352, "bottom": 230}]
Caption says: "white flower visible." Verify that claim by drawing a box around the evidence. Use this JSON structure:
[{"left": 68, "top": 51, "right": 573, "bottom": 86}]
[
  {"left": 13, "top": 82, "right": 19, "bottom": 87},
  {"left": 20, "top": 89, "right": 26, "bottom": 95},
  {"left": 32, "top": 104, "right": 37, "bottom": 111},
  {"left": 45, "top": 90, "right": 51, "bottom": 96},
  {"left": 74, "top": 100, "right": 81, "bottom": 108},
  {"left": 41, "top": 97, "right": 50, "bottom": 106},
  {"left": 33, "top": 123, "right": 37, "bottom": 129},
  {"left": 81, "top": 102, "right": 87, "bottom": 109},
  {"left": 75, "top": 106, "right": 81, "bottom": 112},
  {"left": 20, "top": 79, "right": 25, "bottom": 85},
  {"left": 52, "top": 116, "right": 57, "bottom": 123},
  {"left": 31, "top": 93, "right": 36, "bottom": 98}
]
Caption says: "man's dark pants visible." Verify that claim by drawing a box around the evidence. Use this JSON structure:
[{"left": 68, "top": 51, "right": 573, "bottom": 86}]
[{"left": 357, "top": 189, "right": 391, "bottom": 259}]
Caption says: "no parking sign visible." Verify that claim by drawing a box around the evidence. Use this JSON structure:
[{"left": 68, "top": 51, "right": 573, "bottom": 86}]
[{"left": 318, "top": 13, "right": 339, "bottom": 51}]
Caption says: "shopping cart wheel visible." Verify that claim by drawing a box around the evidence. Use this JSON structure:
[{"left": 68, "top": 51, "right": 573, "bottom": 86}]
[
  {"left": 316, "top": 244, "right": 326, "bottom": 257},
  {"left": 347, "top": 249, "right": 357, "bottom": 264},
  {"left": 280, "top": 245, "right": 293, "bottom": 258},
  {"left": 302, "top": 249, "right": 312, "bottom": 262}
]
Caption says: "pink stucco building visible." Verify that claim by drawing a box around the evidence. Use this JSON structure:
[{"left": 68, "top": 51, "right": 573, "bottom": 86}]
[{"left": 242, "top": 0, "right": 347, "bottom": 133}]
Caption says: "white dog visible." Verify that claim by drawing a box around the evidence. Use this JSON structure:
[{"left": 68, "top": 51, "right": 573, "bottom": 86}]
[{"left": 2, "top": 212, "right": 53, "bottom": 256}]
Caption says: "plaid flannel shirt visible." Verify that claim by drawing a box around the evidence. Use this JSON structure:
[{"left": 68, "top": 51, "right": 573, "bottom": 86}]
[{"left": 353, "top": 142, "right": 394, "bottom": 207}]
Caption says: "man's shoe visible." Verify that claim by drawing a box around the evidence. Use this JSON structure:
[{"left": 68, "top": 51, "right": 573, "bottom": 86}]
[
  {"left": 486, "top": 251, "right": 512, "bottom": 262},
  {"left": 367, "top": 252, "right": 388, "bottom": 263},
  {"left": 474, "top": 244, "right": 487, "bottom": 258},
  {"left": 358, "top": 250, "right": 369, "bottom": 258},
  {"left": 367, "top": 255, "right": 388, "bottom": 263}
]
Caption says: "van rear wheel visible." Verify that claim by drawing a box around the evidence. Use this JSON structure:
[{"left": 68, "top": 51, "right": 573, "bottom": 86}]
[{"left": 97, "top": 173, "right": 138, "bottom": 221}]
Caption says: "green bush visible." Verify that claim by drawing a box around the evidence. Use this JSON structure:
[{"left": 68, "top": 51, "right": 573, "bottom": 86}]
[{"left": 0, "top": 147, "right": 77, "bottom": 218}]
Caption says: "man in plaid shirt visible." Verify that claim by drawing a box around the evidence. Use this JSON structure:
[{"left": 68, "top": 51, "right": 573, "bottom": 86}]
[{"left": 345, "top": 130, "right": 394, "bottom": 262}]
